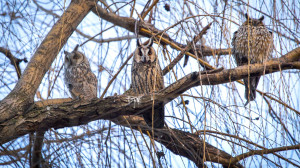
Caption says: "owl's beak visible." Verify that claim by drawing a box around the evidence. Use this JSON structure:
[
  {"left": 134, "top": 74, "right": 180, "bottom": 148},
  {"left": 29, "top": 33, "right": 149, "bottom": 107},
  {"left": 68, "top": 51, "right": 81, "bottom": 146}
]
[
  {"left": 141, "top": 56, "right": 151, "bottom": 63},
  {"left": 142, "top": 56, "right": 147, "bottom": 63}
]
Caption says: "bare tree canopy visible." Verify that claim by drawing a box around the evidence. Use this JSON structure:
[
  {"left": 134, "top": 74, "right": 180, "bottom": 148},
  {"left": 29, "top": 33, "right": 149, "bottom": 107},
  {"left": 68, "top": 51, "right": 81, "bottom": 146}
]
[{"left": 0, "top": 0, "right": 299, "bottom": 167}]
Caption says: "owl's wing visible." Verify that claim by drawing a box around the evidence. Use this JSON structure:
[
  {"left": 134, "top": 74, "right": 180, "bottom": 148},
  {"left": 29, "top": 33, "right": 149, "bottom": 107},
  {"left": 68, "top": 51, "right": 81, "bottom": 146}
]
[
  {"left": 82, "top": 71, "right": 97, "bottom": 99},
  {"left": 131, "top": 65, "right": 147, "bottom": 94},
  {"left": 155, "top": 63, "right": 165, "bottom": 90},
  {"left": 231, "top": 31, "right": 237, "bottom": 48},
  {"left": 69, "top": 82, "right": 84, "bottom": 99},
  {"left": 64, "top": 69, "right": 81, "bottom": 99},
  {"left": 234, "top": 52, "right": 249, "bottom": 66},
  {"left": 231, "top": 31, "right": 248, "bottom": 66},
  {"left": 266, "top": 31, "right": 274, "bottom": 60}
]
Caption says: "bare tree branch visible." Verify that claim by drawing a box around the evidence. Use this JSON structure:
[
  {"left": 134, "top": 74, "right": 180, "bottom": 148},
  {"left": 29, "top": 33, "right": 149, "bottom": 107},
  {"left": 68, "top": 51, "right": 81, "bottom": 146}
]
[
  {"left": 0, "top": 1, "right": 299, "bottom": 167},
  {"left": 0, "top": 0, "right": 96, "bottom": 123},
  {"left": 31, "top": 130, "right": 45, "bottom": 168},
  {"left": 0, "top": 46, "right": 299, "bottom": 167},
  {"left": 162, "top": 22, "right": 212, "bottom": 75},
  {"left": 230, "top": 144, "right": 300, "bottom": 166},
  {"left": 33, "top": 0, "right": 107, "bottom": 44},
  {"left": 91, "top": 4, "right": 229, "bottom": 59},
  {"left": 0, "top": 47, "right": 27, "bottom": 79},
  {"left": 1, "top": 46, "right": 299, "bottom": 142}
]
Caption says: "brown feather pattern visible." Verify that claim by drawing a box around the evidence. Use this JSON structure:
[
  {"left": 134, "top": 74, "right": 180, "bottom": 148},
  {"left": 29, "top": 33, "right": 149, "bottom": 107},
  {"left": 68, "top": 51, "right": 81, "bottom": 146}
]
[
  {"left": 232, "top": 14, "right": 273, "bottom": 104},
  {"left": 131, "top": 39, "right": 165, "bottom": 128},
  {"left": 64, "top": 49, "right": 97, "bottom": 100}
]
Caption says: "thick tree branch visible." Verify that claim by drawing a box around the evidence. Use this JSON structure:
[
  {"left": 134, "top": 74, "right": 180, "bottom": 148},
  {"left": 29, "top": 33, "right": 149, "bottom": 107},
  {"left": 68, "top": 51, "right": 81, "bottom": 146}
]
[
  {"left": 33, "top": 0, "right": 114, "bottom": 44},
  {"left": 91, "top": 4, "right": 229, "bottom": 58},
  {"left": 31, "top": 130, "right": 46, "bottom": 167},
  {"left": 95, "top": 3, "right": 297, "bottom": 110},
  {"left": 113, "top": 112, "right": 241, "bottom": 167},
  {"left": 1, "top": 47, "right": 299, "bottom": 143},
  {"left": 0, "top": 47, "right": 299, "bottom": 167},
  {"left": 0, "top": 0, "right": 96, "bottom": 123}
]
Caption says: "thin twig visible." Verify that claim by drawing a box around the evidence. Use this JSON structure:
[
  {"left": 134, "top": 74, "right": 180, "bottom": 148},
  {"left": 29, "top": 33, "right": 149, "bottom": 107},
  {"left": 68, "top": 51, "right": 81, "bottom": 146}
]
[
  {"left": 100, "top": 54, "right": 133, "bottom": 99},
  {"left": 142, "top": 0, "right": 159, "bottom": 19},
  {"left": 162, "top": 22, "right": 212, "bottom": 75},
  {"left": 0, "top": 47, "right": 27, "bottom": 79},
  {"left": 230, "top": 144, "right": 300, "bottom": 166}
]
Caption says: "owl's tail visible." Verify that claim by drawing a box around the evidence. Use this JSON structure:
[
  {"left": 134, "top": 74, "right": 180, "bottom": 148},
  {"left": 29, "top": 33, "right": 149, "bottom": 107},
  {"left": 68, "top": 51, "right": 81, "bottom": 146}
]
[
  {"left": 244, "top": 76, "right": 260, "bottom": 106},
  {"left": 143, "top": 103, "right": 165, "bottom": 128}
]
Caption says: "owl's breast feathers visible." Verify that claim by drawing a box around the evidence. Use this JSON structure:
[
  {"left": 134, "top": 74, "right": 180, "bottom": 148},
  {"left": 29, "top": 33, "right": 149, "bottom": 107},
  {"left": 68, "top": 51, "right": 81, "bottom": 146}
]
[
  {"left": 64, "top": 62, "right": 97, "bottom": 99},
  {"left": 232, "top": 25, "right": 273, "bottom": 65},
  {"left": 132, "top": 62, "right": 164, "bottom": 95},
  {"left": 66, "top": 63, "right": 91, "bottom": 80}
]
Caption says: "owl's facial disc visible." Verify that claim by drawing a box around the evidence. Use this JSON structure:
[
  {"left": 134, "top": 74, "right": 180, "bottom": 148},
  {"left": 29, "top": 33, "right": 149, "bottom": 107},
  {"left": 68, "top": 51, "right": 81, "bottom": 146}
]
[
  {"left": 64, "top": 51, "right": 72, "bottom": 66},
  {"left": 135, "top": 39, "right": 155, "bottom": 64},
  {"left": 244, "top": 14, "right": 265, "bottom": 27},
  {"left": 73, "top": 53, "right": 80, "bottom": 60},
  {"left": 71, "top": 52, "right": 84, "bottom": 65},
  {"left": 138, "top": 47, "right": 151, "bottom": 63}
]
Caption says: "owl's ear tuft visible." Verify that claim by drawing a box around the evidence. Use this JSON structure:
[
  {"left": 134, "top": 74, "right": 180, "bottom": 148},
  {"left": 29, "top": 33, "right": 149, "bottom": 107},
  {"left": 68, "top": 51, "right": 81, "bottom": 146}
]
[
  {"left": 137, "top": 39, "right": 142, "bottom": 47},
  {"left": 259, "top": 16, "right": 264, "bottom": 22},
  {"left": 73, "top": 44, "right": 79, "bottom": 52},
  {"left": 147, "top": 38, "right": 153, "bottom": 47},
  {"left": 64, "top": 51, "right": 70, "bottom": 55}
]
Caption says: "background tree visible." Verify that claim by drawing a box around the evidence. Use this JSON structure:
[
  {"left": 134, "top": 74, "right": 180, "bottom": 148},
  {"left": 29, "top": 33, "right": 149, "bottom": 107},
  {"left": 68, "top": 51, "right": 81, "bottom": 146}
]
[{"left": 0, "top": 0, "right": 299, "bottom": 167}]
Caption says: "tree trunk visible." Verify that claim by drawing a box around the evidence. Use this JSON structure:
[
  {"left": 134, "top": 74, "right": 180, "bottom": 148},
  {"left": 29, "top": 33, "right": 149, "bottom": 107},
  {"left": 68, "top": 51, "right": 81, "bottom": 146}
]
[{"left": 0, "top": 0, "right": 96, "bottom": 124}]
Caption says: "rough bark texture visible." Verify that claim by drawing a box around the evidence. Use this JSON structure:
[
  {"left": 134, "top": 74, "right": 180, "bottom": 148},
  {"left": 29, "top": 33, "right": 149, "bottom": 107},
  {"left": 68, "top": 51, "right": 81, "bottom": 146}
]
[
  {"left": 0, "top": 0, "right": 96, "bottom": 123},
  {"left": 1, "top": 1, "right": 299, "bottom": 167},
  {"left": 1, "top": 48, "right": 299, "bottom": 140},
  {"left": 31, "top": 131, "right": 46, "bottom": 168},
  {"left": 115, "top": 116, "right": 244, "bottom": 168},
  {"left": 0, "top": 47, "right": 299, "bottom": 167}
]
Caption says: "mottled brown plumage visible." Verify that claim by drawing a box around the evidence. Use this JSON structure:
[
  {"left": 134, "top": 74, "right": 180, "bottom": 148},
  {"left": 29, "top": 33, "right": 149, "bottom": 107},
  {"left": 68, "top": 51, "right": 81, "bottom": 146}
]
[
  {"left": 232, "top": 13, "right": 273, "bottom": 104},
  {"left": 64, "top": 45, "right": 97, "bottom": 100},
  {"left": 131, "top": 38, "right": 165, "bottom": 128}
]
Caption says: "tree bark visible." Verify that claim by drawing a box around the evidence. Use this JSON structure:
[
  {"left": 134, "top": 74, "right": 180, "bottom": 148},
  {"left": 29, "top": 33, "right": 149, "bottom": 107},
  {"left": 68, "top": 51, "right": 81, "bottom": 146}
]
[
  {"left": 1, "top": 47, "right": 299, "bottom": 167},
  {"left": 1, "top": 1, "right": 299, "bottom": 167},
  {"left": 0, "top": 0, "right": 96, "bottom": 123},
  {"left": 1, "top": 46, "right": 299, "bottom": 143}
]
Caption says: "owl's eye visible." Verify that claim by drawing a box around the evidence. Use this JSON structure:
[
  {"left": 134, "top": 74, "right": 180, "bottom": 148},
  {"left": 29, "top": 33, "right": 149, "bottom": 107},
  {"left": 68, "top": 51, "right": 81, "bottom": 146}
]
[
  {"left": 138, "top": 49, "right": 142, "bottom": 56},
  {"left": 73, "top": 54, "right": 80, "bottom": 59},
  {"left": 148, "top": 49, "right": 152, "bottom": 55}
]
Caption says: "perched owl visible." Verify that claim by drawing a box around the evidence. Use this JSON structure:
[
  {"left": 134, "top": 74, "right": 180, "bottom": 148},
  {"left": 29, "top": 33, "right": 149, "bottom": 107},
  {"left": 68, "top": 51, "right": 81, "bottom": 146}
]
[
  {"left": 64, "top": 45, "right": 97, "bottom": 100},
  {"left": 232, "top": 13, "right": 273, "bottom": 104},
  {"left": 131, "top": 38, "right": 165, "bottom": 128}
]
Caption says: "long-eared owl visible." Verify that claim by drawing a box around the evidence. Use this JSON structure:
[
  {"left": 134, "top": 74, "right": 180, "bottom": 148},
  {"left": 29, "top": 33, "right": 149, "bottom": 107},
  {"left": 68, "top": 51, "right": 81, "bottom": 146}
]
[
  {"left": 232, "top": 13, "right": 273, "bottom": 104},
  {"left": 131, "top": 38, "right": 165, "bottom": 128},
  {"left": 64, "top": 45, "right": 97, "bottom": 100}
]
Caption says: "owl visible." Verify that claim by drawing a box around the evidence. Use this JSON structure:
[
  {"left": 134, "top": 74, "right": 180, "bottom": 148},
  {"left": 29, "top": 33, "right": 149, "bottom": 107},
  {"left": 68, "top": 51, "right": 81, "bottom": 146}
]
[
  {"left": 64, "top": 45, "right": 97, "bottom": 100},
  {"left": 232, "top": 13, "right": 273, "bottom": 104},
  {"left": 131, "top": 38, "right": 165, "bottom": 128}
]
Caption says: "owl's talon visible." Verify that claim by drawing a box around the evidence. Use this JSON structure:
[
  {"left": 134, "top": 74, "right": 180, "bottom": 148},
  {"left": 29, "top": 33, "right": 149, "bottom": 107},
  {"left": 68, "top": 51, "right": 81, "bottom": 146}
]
[
  {"left": 127, "top": 96, "right": 141, "bottom": 108},
  {"left": 131, "top": 38, "right": 165, "bottom": 128}
]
